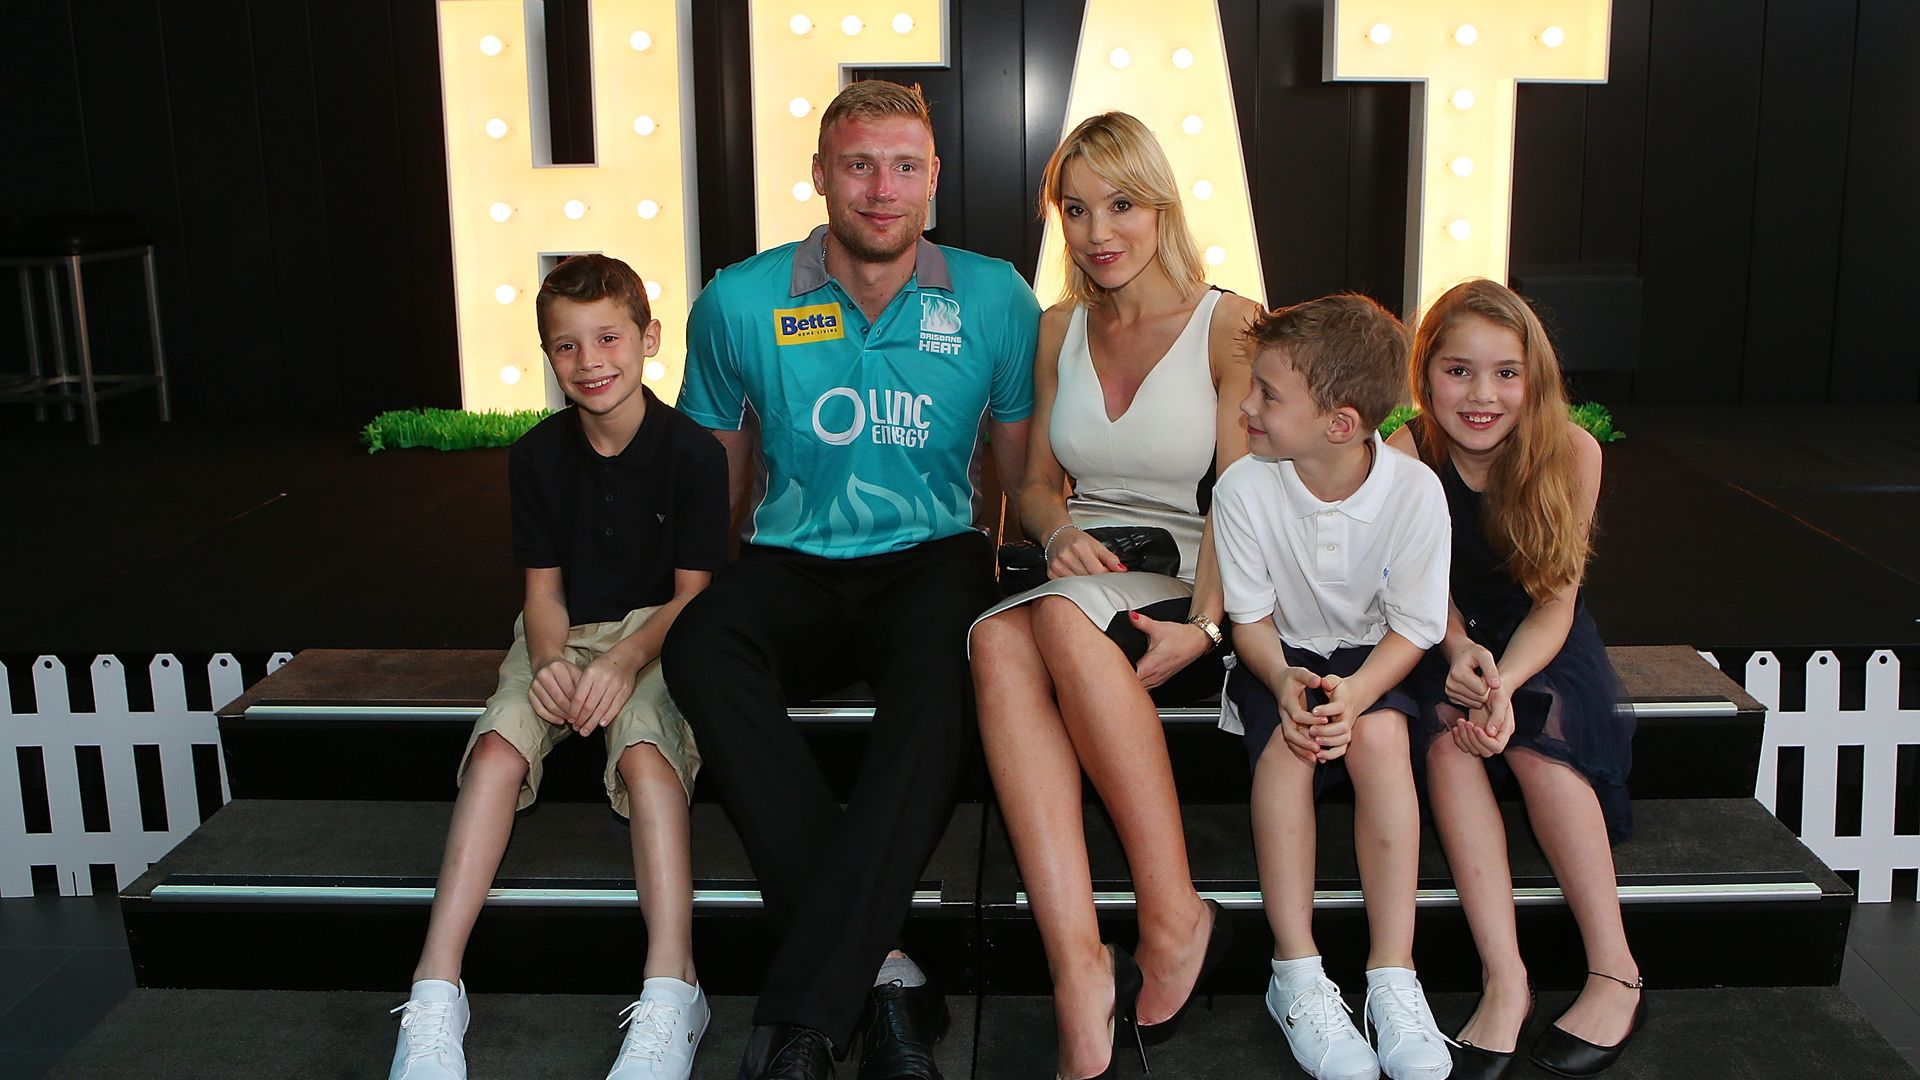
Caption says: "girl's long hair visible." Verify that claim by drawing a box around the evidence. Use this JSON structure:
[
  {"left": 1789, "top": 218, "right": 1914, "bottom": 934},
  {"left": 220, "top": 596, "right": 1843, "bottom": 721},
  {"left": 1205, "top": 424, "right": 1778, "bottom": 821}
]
[{"left": 1411, "top": 279, "right": 1588, "bottom": 602}]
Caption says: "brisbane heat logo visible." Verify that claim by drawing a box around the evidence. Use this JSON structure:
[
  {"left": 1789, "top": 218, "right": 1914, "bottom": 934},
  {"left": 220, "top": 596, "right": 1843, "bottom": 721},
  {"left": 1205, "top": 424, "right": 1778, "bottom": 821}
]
[
  {"left": 917, "top": 295, "right": 963, "bottom": 356},
  {"left": 773, "top": 302, "right": 845, "bottom": 345}
]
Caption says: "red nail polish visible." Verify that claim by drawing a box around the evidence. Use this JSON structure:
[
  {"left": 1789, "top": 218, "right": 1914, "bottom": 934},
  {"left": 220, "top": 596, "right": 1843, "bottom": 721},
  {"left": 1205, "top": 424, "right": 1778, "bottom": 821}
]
[{"left": 1129, "top": 610, "right": 1140, "bottom": 621}]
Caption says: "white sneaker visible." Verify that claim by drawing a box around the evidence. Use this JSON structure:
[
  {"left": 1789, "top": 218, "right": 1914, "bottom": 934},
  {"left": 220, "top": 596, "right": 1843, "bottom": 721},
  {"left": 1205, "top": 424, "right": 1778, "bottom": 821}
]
[
  {"left": 1363, "top": 970, "right": 1453, "bottom": 1079},
  {"left": 606, "top": 978, "right": 710, "bottom": 1079},
  {"left": 389, "top": 979, "right": 469, "bottom": 1080},
  {"left": 1267, "top": 966, "right": 1381, "bottom": 1080}
]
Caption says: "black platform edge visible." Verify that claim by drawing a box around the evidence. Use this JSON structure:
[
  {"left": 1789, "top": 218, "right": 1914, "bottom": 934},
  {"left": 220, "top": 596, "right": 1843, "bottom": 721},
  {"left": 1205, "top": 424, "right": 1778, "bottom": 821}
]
[
  {"left": 120, "top": 800, "right": 983, "bottom": 994},
  {"left": 976, "top": 989, "right": 1917, "bottom": 1079},
  {"left": 46, "top": 989, "right": 978, "bottom": 1080},
  {"left": 978, "top": 799, "right": 1851, "bottom": 993},
  {"left": 217, "top": 698, "right": 1761, "bottom": 804}
]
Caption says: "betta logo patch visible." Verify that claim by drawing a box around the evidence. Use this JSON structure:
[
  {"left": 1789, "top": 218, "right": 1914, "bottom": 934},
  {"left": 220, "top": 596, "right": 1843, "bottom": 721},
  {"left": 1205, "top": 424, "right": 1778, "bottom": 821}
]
[{"left": 773, "top": 303, "right": 845, "bottom": 345}]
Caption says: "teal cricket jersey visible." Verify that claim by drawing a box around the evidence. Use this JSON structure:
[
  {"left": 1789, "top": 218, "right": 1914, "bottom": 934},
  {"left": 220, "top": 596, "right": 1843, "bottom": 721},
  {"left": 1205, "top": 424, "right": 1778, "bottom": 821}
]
[{"left": 679, "top": 225, "right": 1039, "bottom": 559}]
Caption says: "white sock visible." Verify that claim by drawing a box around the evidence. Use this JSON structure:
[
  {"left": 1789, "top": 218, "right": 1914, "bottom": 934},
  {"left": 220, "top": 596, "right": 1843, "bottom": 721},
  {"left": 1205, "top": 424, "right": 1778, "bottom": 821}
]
[
  {"left": 409, "top": 979, "right": 461, "bottom": 1002},
  {"left": 1271, "top": 955, "right": 1326, "bottom": 987},
  {"left": 875, "top": 954, "right": 927, "bottom": 988},
  {"left": 640, "top": 975, "right": 699, "bottom": 1004},
  {"left": 1364, "top": 966, "right": 1419, "bottom": 988}
]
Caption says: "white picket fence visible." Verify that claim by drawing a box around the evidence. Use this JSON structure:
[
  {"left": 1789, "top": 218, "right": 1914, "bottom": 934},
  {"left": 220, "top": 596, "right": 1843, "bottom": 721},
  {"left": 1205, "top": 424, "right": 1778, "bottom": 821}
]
[
  {"left": 0, "top": 653, "right": 288, "bottom": 897},
  {"left": 2, "top": 650, "right": 1916, "bottom": 899},
  {"left": 1741, "top": 649, "right": 1920, "bottom": 903}
]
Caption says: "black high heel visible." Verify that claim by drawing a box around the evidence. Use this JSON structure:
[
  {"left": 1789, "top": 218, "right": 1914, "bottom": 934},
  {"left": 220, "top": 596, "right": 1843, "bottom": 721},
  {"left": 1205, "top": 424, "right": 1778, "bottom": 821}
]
[
  {"left": 1057, "top": 945, "right": 1150, "bottom": 1080},
  {"left": 1448, "top": 987, "right": 1535, "bottom": 1080},
  {"left": 1137, "top": 898, "right": 1234, "bottom": 1046},
  {"left": 1529, "top": 970, "right": 1645, "bottom": 1078}
]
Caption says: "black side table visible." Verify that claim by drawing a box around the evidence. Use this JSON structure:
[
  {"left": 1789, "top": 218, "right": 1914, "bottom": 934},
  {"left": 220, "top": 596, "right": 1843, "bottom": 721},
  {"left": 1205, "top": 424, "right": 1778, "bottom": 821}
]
[{"left": 1, "top": 215, "right": 171, "bottom": 444}]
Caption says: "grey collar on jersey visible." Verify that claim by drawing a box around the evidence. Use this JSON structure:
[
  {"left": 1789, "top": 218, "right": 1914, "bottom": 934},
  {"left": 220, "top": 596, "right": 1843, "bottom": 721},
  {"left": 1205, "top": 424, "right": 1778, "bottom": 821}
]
[{"left": 789, "top": 223, "right": 954, "bottom": 297}]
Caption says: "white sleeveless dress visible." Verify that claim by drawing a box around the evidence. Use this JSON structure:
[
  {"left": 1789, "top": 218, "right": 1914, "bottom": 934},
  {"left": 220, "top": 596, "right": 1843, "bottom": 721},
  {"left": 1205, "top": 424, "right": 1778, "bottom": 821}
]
[{"left": 971, "top": 289, "right": 1223, "bottom": 640}]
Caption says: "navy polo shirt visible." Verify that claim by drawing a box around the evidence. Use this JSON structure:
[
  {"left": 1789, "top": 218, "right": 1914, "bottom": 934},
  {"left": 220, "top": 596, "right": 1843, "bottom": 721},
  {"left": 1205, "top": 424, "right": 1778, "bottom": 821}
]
[{"left": 508, "top": 388, "right": 729, "bottom": 625}]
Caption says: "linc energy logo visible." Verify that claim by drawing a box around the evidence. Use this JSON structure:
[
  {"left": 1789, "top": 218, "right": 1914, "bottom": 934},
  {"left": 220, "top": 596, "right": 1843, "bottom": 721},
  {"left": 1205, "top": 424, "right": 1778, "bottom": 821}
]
[
  {"left": 812, "top": 386, "right": 935, "bottom": 448},
  {"left": 774, "top": 302, "right": 845, "bottom": 346}
]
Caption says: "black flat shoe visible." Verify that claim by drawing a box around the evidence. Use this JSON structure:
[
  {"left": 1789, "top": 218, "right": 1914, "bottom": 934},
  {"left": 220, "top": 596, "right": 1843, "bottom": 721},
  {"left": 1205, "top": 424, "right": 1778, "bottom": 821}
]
[
  {"left": 1449, "top": 992, "right": 1534, "bottom": 1080},
  {"left": 858, "top": 980, "right": 950, "bottom": 1080},
  {"left": 1137, "top": 898, "right": 1235, "bottom": 1046},
  {"left": 1058, "top": 945, "right": 1150, "bottom": 1080},
  {"left": 1528, "top": 972, "right": 1646, "bottom": 1078},
  {"left": 738, "top": 1024, "right": 837, "bottom": 1080}
]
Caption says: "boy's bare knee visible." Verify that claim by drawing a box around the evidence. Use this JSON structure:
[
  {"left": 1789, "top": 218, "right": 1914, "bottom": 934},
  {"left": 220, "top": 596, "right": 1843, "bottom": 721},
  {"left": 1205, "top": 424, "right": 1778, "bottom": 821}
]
[
  {"left": 616, "top": 740, "right": 671, "bottom": 785},
  {"left": 469, "top": 731, "right": 529, "bottom": 781},
  {"left": 1348, "top": 711, "right": 1409, "bottom": 770}
]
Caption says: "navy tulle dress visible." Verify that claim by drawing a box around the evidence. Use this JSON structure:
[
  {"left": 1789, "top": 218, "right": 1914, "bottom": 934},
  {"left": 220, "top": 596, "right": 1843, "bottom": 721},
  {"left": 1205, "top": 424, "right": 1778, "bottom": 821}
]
[{"left": 1408, "top": 419, "right": 1636, "bottom": 842}]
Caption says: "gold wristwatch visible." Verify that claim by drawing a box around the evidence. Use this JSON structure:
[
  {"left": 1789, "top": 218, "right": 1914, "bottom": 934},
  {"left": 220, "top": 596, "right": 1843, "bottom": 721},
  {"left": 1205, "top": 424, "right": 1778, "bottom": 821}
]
[{"left": 1188, "top": 613, "right": 1224, "bottom": 650}]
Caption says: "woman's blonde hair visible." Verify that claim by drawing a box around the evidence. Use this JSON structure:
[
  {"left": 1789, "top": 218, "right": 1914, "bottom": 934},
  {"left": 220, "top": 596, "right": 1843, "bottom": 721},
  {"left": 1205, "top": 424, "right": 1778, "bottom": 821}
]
[
  {"left": 1411, "top": 279, "right": 1588, "bottom": 602},
  {"left": 1037, "top": 112, "right": 1205, "bottom": 306}
]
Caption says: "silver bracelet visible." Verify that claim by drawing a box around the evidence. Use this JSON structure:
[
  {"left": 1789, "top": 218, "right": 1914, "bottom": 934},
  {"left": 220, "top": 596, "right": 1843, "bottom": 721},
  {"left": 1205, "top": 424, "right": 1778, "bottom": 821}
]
[{"left": 1042, "top": 523, "right": 1077, "bottom": 564}]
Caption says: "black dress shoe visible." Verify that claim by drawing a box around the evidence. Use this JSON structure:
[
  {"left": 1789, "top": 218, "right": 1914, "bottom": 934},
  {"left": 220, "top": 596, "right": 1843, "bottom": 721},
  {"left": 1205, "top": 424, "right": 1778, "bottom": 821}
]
[
  {"left": 1138, "top": 897, "right": 1235, "bottom": 1046},
  {"left": 857, "top": 981, "right": 950, "bottom": 1080},
  {"left": 1528, "top": 973, "right": 1646, "bottom": 1079},
  {"left": 1449, "top": 989, "right": 1534, "bottom": 1080},
  {"left": 738, "top": 1024, "right": 837, "bottom": 1080}
]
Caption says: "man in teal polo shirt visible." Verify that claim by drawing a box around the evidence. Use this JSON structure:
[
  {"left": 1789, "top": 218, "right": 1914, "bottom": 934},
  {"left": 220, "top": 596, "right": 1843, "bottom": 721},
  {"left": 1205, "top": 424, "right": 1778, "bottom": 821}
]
[{"left": 663, "top": 80, "right": 1036, "bottom": 1080}]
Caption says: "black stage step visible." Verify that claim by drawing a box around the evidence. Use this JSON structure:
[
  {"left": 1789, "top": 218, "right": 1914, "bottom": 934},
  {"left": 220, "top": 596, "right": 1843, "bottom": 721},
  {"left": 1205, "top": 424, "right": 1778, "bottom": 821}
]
[
  {"left": 45, "top": 989, "right": 977, "bottom": 1080},
  {"left": 978, "top": 799, "right": 1850, "bottom": 994},
  {"left": 216, "top": 646, "right": 1765, "bottom": 803},
  {"left": 41, "top": 986, "right": 1919, "bottom": 1079},
  {"left": 974, "top": 988, "right": 1917, "bottom": 1079},
  {"left": 121, "top": 800, "right": 982, "bottom": 994}
]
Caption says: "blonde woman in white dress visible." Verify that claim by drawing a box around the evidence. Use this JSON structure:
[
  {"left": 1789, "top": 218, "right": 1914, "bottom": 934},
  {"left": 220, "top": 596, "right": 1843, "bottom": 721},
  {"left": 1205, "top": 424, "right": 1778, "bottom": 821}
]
[{"left": 969, "top": 111, "right": 1258, "bottom": 1080}]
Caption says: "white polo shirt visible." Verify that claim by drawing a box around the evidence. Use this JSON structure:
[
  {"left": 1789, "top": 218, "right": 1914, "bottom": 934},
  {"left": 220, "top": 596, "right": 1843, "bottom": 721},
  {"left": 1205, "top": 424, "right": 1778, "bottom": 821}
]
[{"left": 1212, "top": 433, "right": 1451, "bottom": 659}]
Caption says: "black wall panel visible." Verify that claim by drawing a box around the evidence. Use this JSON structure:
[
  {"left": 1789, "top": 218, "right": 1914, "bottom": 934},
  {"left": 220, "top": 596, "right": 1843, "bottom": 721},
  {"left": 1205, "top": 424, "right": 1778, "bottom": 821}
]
[
  {"left": 5, "top": 0, "right": 1917, "bottom": 421},
  {"left": 1831, "top": 0, "right": 1920, "bottom": 404},
  {"left": 1638, "top": 0, "right": 1766, "bottom": 402},
  {"left": 1742, "top": 0, "right": 1855, "bottom": 403}
]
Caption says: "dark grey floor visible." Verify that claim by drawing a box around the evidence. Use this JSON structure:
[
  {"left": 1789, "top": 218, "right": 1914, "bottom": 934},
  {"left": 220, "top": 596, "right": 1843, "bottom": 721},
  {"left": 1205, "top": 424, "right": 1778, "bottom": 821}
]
[{"left": 2, "top": 893, "right": 1916, "bottom": 1078}]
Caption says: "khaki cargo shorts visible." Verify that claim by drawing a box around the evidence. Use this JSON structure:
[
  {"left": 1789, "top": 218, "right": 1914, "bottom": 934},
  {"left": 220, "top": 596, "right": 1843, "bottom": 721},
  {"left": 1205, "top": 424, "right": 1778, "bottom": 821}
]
[{"left": 458, "top": 606, "right": 700, "bottom": 816}]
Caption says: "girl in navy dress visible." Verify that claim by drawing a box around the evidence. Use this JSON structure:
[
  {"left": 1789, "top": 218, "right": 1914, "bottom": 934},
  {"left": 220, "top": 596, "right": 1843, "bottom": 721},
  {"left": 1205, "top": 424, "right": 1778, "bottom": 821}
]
[{"left": 1385, "top": 279, "right": 1641, "bottom": 1079}]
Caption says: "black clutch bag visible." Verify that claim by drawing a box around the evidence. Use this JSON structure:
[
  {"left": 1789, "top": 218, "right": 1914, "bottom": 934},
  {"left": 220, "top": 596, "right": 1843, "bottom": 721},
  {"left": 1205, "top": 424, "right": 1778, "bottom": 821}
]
[{"left": 996, "top": 525, "right": 1181, "bottom": 597}]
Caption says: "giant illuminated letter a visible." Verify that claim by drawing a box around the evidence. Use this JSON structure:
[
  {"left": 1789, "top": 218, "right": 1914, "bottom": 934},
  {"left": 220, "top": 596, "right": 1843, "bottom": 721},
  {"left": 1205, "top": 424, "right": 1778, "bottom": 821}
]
[
  {"left": 439, "top": 0, "right": 696, "bottom": 410},
  {"left": 1325, "top": 0, "right": 1610, "bottom": 320},
  {"left": 1036, "top": 0, "right": 1264, "bottom": 307}
]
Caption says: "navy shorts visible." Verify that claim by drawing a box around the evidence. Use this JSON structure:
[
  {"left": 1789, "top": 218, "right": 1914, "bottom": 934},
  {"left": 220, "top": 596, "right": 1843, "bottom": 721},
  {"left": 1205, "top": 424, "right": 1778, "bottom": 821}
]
[{"left": 1229, "top": 641, "right": 1422, "bottom": 787}]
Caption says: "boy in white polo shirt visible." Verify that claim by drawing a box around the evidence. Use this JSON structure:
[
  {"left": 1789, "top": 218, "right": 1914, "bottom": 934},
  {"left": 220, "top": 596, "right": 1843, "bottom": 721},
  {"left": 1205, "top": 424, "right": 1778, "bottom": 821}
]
[{"left": 1211, "top": 294, "right": 1453, "bottom": 1080}]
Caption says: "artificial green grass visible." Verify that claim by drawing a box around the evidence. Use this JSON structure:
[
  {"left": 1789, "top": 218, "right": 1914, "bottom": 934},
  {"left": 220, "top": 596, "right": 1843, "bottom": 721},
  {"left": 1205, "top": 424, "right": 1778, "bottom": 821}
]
[
  {"left": 1376, "top": 402, "right": 1623, "bottom": 443},
  {"left": 361, "top": 408, "right": 552, "bottom": 453}
]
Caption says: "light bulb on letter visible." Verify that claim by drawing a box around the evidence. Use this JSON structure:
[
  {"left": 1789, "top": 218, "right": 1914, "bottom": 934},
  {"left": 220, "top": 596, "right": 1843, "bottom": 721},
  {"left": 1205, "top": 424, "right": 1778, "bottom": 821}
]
[
  {"left": 489, "top": 202, "right": 512, "bottom": 222},
  {"left": 1448, "top": 219, "right": 1472, "bottom": 241},
  {"left": 789, "top": 13, "right": 811, "bottom": 35},
  {"left": 563, "top": 199, "right": 587, "bottom": 220},
  {"left": 479, "top": 35, "right": 503, "bottom": 56},
  {"left": 892, "top": 13, "right": 914, "bottom": 33},
  {"left": 1454, "top": 24, "right": 1479, "bottom": 46},
  {"left": 1368, "top": 23, "right": 1392, "bottom": 45},
  {"left": 633, "top": 115, "right": 657, "bottom": 136},
  {"left": 1540, "top": 26, "right": 1566, "bottom": 48},
  {"left": 1109, "top": 47, "right": 1131, "bottom": 69},
  {"left": 636, "top": 199, "right": 660, "bottom": 220},
  {"left": 629, "top": 30, "right": 652, "bottom": 51},
  {"left": 494, "top": 284, "right": 515, "bottom": 304}
]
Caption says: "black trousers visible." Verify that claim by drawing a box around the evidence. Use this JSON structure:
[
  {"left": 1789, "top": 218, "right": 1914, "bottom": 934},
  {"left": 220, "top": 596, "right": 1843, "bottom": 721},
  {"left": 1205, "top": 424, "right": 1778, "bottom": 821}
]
[{"left": 661, "top": 532, "right": 994, "bottom": 1048}]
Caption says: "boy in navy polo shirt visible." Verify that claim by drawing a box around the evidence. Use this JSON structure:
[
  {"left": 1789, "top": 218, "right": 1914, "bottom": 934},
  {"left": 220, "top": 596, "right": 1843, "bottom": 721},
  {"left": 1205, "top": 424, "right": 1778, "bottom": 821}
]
[{"left": 389, "top": 255, "right": 729, "bottom": 1080}]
